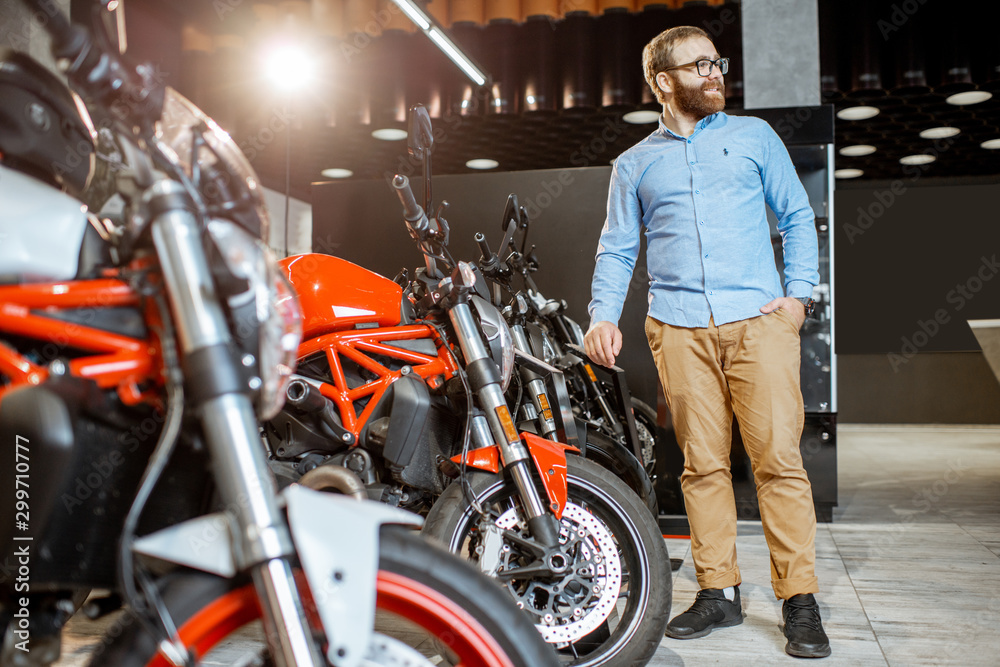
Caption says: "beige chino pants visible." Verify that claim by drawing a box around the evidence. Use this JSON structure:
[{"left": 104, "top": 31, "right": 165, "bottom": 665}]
[{"left": 645, "top": 309, "right": 819, "bottom": 599}]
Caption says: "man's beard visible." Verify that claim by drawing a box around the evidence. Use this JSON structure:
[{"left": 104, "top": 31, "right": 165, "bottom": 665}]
[{"left": 672, "top": 75, "right": 726, "bottom": 118}]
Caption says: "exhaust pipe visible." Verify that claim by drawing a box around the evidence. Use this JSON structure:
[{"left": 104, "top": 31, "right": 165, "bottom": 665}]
[{"left": 298, "top": 464, "right": 367, "bottom": 501}]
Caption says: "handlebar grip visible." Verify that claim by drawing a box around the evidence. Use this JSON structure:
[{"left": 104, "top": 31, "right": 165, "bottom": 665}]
[
  {"left": 392, "top": 174, "right": 422, "bottom": 222},
  {"left": 475, "top": 232, "right": 494, "bottom": 261}
]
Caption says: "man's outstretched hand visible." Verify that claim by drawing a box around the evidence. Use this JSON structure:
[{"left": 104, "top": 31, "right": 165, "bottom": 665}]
[{"left": 584, "top": 321, "right": 623, "bottom": 368}]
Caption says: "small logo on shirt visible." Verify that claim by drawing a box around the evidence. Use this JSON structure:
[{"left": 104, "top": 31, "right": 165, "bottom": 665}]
[{"left": 723, "top": 148, "right": 729, "bottom": 156}]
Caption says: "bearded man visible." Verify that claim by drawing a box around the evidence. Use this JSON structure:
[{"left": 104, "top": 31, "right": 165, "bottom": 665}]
[{"left": 584, "top": 26, "right": 830, "bottom": 659}]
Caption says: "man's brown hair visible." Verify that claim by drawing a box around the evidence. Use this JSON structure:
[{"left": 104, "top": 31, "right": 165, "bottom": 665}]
[{"left": 642, "top": 26, "right": 712, "bottom": 104}]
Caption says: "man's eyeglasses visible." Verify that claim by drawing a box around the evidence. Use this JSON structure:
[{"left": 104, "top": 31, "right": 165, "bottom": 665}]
[{"left": 663, "top": 57, "right": 730, "bottom": 77}]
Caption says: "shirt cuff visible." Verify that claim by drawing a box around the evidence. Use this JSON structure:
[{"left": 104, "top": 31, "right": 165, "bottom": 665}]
[
  {"left": 588, "top": 307, "right": 622, "bottom": 329},
  {"left": 785, "top": 280, "right": 815, "bottom": 300}
]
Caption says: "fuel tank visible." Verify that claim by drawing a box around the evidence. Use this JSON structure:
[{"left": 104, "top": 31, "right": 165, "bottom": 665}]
[
  {"left": 0, "top": 164, "right": 90, "bottom": 282},
  {"left": 280, "top": 253, "right": 403, "bottom": 338}
]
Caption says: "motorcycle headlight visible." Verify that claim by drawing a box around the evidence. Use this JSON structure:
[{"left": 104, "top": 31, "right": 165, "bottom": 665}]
[
  {"left": 470, "top": 295, "right": 515, "bottom": 391},
  {"left": 208, "top": 219, "right": 303, "bottom": 419}
]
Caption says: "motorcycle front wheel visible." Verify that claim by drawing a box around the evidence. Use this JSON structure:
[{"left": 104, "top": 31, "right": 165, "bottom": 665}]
[
  {"left": 88, "top": 527, "right": 557, "bottom": 667},
  {"left": 423, "top": 456, "right": 671, "bottom": 666},
  {"left": 578, "top": 429, "right": 658, "bottom": 516}
]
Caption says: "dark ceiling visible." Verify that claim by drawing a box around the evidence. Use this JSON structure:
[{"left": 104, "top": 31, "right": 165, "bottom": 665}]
[{"left": 120, "top": 0, "right": 1000, "bottom": 193}]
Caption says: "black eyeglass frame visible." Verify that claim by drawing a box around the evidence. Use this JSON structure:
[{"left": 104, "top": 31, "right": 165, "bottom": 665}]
[{"left": 662, "top": 57, "right": 730, "bottom": 77}]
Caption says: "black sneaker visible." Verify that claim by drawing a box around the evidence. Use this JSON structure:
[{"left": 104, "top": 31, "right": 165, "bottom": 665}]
[
  {"left": 665, "top": 586, "right": 743, "bottom": 639},
  {"left": 782, "top": 593, "right": 831, "bottom": 658}
]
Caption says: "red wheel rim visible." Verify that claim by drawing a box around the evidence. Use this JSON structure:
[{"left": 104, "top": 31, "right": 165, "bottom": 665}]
[{"left": 144, "top": 572, "right": 514, "bottom": 667}]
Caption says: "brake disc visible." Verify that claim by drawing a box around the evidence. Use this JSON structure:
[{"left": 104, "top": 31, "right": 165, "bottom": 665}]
[
  {"left": 635, "top": 420, "right": 657, "bottom": 470},
  {"left": 489, "top": 503, "right": 622, "bottom": 645}
]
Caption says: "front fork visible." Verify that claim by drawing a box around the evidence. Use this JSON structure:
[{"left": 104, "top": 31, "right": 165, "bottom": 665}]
[
  {"left": 510, "top": 324, "right": 559, "bottom": 441},
  {"left": 148, "top": 182, "right": 323, "bottom": 667},
  {"left": 448, "top": 303, "right": 561, "bottom": 546}
]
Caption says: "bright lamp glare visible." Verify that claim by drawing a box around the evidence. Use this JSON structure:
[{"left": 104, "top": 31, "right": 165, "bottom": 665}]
[{"left": 264, "top": 45, "right": 314, "bottom": 92}]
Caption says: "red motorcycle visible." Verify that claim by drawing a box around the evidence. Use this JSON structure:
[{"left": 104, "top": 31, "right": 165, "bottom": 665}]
[
  {"left": 0, "top": 3, "right": 555, "bottom": 666},
  {"left": 268, "top": 107, "right": 671, "bottom": 666}
]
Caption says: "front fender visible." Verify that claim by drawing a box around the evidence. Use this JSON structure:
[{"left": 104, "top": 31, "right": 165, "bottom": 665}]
[
  {"left": 521, "top": 432, "right": 578, "bottom": 520},
  {"left": 132, "top": 485, "right": 422, "bottom": 667},
  {"left": 451, "top": 433, "right": 579, "bottom": 520}
]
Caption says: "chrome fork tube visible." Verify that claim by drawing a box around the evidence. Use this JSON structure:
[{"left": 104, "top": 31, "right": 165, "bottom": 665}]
[
  {"left": 449, "top": 303, "right": 550, "bottom": 520},
  {"left": 511, "top": 325, "right": 558, "bottom": 440},
  {"left": 149, "top": 182, "right": 322, "bottom": 667}
]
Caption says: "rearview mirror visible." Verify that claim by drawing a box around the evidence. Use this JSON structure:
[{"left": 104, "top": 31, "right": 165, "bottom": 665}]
[{"left": 407, "top": 104, "right": 433, "bottom": 162}]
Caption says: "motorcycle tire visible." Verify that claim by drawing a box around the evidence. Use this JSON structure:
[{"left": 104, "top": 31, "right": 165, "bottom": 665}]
[
  {"left": 630, "top": 397, "right": 659, "bottom": 478},
  {"left": 88, "top": 527, "right": 557, "bottom": 667},
  {"left": 423, "top": 456, "right": 671, "bottom": 667},
  {"left": 577, "top": 430, "right": 658, "bottom": 517}
]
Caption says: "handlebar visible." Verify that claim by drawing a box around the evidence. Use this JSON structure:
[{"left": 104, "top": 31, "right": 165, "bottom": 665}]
[
  {"left": 392, "top": 174, "right": 429, "bottom": 235},
  {"left": 475, "top": 232, "right": 502, "bottom": 278},
  {"left": 475, "top": 233, "right": 493, "bottom": 262},
  {"left": 20, "top": 0, "right": 163, "bottom": 133}
]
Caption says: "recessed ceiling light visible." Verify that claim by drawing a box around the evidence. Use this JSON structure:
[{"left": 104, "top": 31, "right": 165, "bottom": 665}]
[
  {"left": 623, "top": 110, "right": 661, "bottom": 124},
  {"left": 321, "top": 168, "right": 353, "bottom": 179},
  {"left": 919, "top": 126, "right": 961, "bottom": 139},
  {"left": 899, "top": 154, "right": 936, "bottom": 166},
  {"left": 980, "top": 138, "right": 1000, "bottom": 150},
  {"left": 834, "top": 168, "right": 864, "bottom": 179},
  {"left": 839, "top": 144, "right": 877, "bottom": 157},
  {"left": 946, "top": 90, "right": 993, "bottom": 106},
  {"left": 836, "top": 106, "right": 880, "bottom": 121},
  {"left": 372, "top": 128, "right": 408, "bottom": 141},
  {"left": 466, "top": 158, "right": 499, "bottom": 170}
]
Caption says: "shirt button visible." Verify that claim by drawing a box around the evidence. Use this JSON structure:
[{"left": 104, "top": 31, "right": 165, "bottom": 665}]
[
  {"left": 687, "top": 139, "right": 692, "bottom": 144},
  {"left": 689, "top": 161, "right": 695, "bottom": 165},
  {"left": 695, "top": 189, "right": 700, "bottom": 194},
  {"left": 699, "top": 221, "right": 704, "bottom": 225},
  {"left": 704, "top": 254, "right": 709, "bottom": 258},
  {"left": 709, "top": 290, "right": 714, "bottom": 295}
]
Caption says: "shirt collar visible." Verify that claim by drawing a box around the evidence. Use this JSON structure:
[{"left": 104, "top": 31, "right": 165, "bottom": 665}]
[{"left": 657, "top": 111, "right": 724, "bottom": 141}]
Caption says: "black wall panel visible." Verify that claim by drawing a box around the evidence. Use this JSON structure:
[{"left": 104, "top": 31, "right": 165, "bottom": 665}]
[{"left": 835, "top": 182, "right": 1000, "bottom": 355}]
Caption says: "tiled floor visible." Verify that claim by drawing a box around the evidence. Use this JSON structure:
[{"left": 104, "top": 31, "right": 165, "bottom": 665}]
[
  {"left": 51, "top": 425, "right": 1000, "bottom": 666},
  {"left": 651, "top": 425, "right": 1000, "bottom": 666}
]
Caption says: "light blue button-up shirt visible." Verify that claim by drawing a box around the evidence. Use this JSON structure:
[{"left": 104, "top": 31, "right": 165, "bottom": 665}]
[{"left": 589, "top": 112, "right": 819, "bottom": 328}]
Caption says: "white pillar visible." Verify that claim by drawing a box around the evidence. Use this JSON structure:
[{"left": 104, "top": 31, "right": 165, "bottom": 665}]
[{"left": 741, "top": 0, "right": 820, "bottom": 109}]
